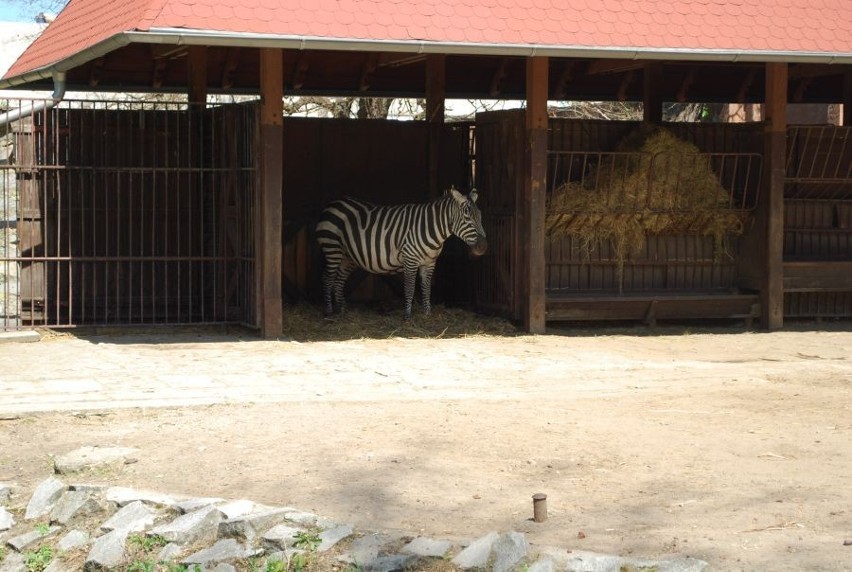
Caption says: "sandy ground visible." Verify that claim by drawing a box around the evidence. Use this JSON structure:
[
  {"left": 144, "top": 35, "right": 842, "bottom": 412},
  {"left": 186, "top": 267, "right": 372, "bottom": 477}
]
[{"left": 0, "top": 321, "right": 850, "bottom": 571}]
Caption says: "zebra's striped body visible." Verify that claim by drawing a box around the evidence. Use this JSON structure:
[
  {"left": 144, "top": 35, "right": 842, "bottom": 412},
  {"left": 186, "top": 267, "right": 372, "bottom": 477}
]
[{"left": 316, "top": 188, "right": 487, "bottom": 319}]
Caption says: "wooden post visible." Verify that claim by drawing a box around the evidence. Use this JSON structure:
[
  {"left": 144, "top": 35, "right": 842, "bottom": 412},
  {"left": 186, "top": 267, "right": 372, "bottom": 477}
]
[
  {"left": 427, "top": 54, "right": 446, "bottom": 197},
  {"left": 258, "top": 48, "right": 284, "bottom": 338},
  {"left": 643, "top": 62, "right": 663, "bottom": 124},
  {"left": 762, "top": 62, "right": 787, "bottom": 330},
  {"left": 187, "top": 46, "right": 208, "bottom": 105},
  {"left": 521, "top": 56, "right": 548, "bottom": 333}
]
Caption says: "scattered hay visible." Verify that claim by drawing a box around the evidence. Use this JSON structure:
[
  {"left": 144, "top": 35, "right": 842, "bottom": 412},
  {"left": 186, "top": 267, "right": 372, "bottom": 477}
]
[
  {"left": 546, "top": 125, "right": 752, "bottom": 286},
  {"left": 281, "top": 303, "right": 517, "bottom": 342}
]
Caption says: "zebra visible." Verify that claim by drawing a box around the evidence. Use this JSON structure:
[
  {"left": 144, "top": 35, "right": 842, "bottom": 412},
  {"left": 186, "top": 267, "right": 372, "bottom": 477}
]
[{"left": 315, "top": 187, "right": 487, "bottom": 320}]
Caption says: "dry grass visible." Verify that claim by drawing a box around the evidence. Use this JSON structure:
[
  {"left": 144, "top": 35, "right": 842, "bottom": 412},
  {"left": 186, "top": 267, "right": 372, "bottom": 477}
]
[
  {"left": 546, "top": 125, "right": 752, "bottom": 285},
  {"left": 281, "top": 303, "right": 517, "bottom": 342}
]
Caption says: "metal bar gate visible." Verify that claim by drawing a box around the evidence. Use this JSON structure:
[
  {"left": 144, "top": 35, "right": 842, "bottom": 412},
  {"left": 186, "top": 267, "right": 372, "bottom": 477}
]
[{"left": 0, "top": 98, "right": 258, "bottom": 331}]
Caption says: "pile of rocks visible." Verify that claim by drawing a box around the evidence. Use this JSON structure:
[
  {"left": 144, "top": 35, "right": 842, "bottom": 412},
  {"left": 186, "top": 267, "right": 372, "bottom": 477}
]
[{"left": 0, "top": 448, "right": 710, "bottom": 571}]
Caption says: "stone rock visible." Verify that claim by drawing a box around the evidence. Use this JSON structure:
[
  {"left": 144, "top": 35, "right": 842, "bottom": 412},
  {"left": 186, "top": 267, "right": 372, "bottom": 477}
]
[
  {"left": 564, "top": 550, "right": 710, "bottom": 572},
  {"left": 182, "top": 538, "right": 258, "bottom": 566},
  {"left": 43, "top": 559, "right": 75, "bottom": 572},
  {"left": 261, "top": 523, "right": 305, "bottom": 551},
  {"left": 0, "top": 483, "right": 13, "bottom": 502},
  {"left": 50, "top": 490, "right": 107, "bottom": 525},
  {"left": 53, "top": 446, "right": 138, "bottom": 474},
  {"left": 0, "top": 507, "right": 15, "bottom": 531},
  {"left": 6, "top": 525, "right": 61, "bottom": 551},
  {"left": 157, "top": 542, "right": 183, "bottom": 562},
  {"left": 282, "top": 508, "right": 338, "bottom": 529},
  {"left": 215, "top": 500, "right": 263, "bottom": 519},
  {"left": 148, "top": 504, "right": 223, "bottom": 545},
  {"left": 105, "top": 486, "right": 177, "bottom": 508},
  {"left": 100, "top": 500, "right": 157, "bottom": 533},
  {"left": 400, "top": 536, "right": 453, "bottom": 558},
  {"left": 85, "top": 528, "right": 129, "bottom": 570},
  {"left": 527, "top": 556, "right": 556, "bottom": 572},
  {"left": 218, "top": 507, "right": 290, "bottom": 541},
  {"left": 451, "top": 531, "right": 499, "bottom": 569},
  {"left": 210, "top": 564, "right": 237, "bottom": 572},
  {"left": 366, "top": 554, "right": 417, "bottom": 572},
  {"left": 317, "top": 524, "right": 354, "bottom": 552},
  {"left": 173, "top": 497, "right": 225, "bottom": 514},
  {"left": 57, "top": 529, "right": 90, "bottom": 551},
  {"left": 0, "top": 551, "right": 25, "bottom": 572},
  {"left": 24, "top": 477, "right": 66, "bottom": 520},
  {"left": 346, "top": 532, "right": 392, "bottom": 566},
  {"left": 0, "top": 331, "right": 39, "bottom": 344},
  {"left": 492, "top": 531, "right": 528, "bottom": 572}
]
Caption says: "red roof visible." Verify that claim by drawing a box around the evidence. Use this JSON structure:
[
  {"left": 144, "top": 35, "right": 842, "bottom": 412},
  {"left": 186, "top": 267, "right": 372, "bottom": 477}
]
[{"left": 5, "top": 0, "right": 852, "bottom": 81}]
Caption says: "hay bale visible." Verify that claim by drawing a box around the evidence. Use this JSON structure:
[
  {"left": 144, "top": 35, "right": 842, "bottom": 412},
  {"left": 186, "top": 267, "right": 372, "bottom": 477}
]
[{"left": 547, "top": 126, "right": 752, "bottom": 285}]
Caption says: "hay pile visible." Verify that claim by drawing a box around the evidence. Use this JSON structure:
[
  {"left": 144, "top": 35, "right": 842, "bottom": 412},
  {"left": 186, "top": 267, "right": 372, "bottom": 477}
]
[{"left": 546, "top": 126, "right": 751, "bottom": 279}]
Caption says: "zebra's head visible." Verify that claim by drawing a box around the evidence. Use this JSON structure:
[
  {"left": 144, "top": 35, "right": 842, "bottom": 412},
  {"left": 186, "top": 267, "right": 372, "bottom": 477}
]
[{"left": 448, "top": 187, "right": 488, "bottom": 258}]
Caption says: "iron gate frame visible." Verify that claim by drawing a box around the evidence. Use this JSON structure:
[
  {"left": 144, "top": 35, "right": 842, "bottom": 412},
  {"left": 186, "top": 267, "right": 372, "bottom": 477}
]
[{"left": 0, "top": 97, "right": 259, "bottom": 331}]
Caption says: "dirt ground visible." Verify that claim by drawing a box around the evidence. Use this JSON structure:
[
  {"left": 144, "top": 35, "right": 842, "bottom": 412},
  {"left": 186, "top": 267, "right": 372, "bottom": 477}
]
[{"left": 1, "top": 312, "right": 850, "bottom": 571}]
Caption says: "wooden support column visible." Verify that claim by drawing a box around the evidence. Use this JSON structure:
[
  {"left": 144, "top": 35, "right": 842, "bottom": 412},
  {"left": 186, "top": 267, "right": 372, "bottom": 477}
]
[
  {"left": 426, "top": 54, "right": 446, "bottom": 197},
  {"left": 761, "top": 62, "right": 787, "bottom": 330},
  {"left": 521, "top": 56, "right": 548, "bottom": 333},
  {"left": 258, "top": 48, "right": 284, "bottom": 338},
  {"left": 643, "top": 62, "right": 663, "bottom": 124},
  {"left": 187, "top": 46, "right": 208, "bottom": 105}
]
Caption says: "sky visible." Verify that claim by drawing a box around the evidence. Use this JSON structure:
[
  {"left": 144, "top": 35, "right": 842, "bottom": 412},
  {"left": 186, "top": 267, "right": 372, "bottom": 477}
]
[{"left": 0, "top": 1, "right": 38, "bottom": 22}]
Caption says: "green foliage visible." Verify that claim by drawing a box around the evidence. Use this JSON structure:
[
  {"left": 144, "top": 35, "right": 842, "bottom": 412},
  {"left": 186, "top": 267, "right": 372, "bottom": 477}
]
[
  {"left": 127, "top": 533, "right": 168, "bottom": 554},
  {"left": 126, "top": 559, "right": 157, "bottom": 572},
  {"left": 34, "top": 523, "right": 50, "bottom": 535},
  {"left": 292, "top": 530, "right": 322, "bottom": 552},
  {"left": 24, "top": 546, "right": 53, "bottom": 572}
]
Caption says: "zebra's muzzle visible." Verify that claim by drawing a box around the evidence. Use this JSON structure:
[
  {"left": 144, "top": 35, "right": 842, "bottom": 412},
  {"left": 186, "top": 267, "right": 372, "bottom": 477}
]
[{"left": 468, "top": 237, "right": 488, "bottom": 258}]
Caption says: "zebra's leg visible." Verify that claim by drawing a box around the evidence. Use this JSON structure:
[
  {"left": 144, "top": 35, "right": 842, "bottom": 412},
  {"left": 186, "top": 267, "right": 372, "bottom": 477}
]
[
  {"left": 333, "top": 259, "right": 357, "bottom": 314},
  {"left": 402, "top": 263, "right": 418, "bottom": 320},
  {"left": 321, "top": 263, "right": 338, "bottom": 316},
  {"left": 419, "top": 262, "right": 437, "bottom": 316}
]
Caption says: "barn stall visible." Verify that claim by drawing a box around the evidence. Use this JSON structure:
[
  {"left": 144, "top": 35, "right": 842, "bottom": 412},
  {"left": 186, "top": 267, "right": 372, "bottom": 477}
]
[{"left": 1, "top": 0, "right": 850, "bottom": 336}]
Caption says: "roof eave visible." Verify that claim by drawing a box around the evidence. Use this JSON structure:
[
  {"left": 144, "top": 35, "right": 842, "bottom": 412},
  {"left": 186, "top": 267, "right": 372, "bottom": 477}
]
[{"left": 2, "top": 28, "right": 851, "bottom": 90}]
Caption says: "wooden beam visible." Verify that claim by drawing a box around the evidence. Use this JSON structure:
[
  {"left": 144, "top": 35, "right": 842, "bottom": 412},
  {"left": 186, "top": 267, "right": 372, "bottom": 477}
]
[
  {"left": 793, "top": 77, "right": 813, "bottom": 103},
  {"left": 258, "top": 48, "right": 284, "bottom": 338},
  {"left": 762, "top": 62, "right": 787, "bottom": 330},
  {"left": 359, "top": 54, "right": 379, "bottom": 91},
  {"left": 617, "top": 70, "right": 635, "bottom": 102},
  {"left": 187, "top": 46, "right": 208, "bottom": 105},
  {"left": 490, "top": 58, "right": 510, "bottom": 97},
  {"left": 89, "top": 57, "right": 104, "bottom": 87},
  {"left": 585, "top": 59, "right": 645, "bottom": 75},
  {"left": 521, "top": 56, "right": 548, "bottom": 334},
  {"left": 643, "top": 62, "right": 663, "bottom": 123},
  {"left": 221, "top": 47, "right": 241, "bottom": 89},
  {"left": 426, "top": 54, "right": 446, "bottom": 198},
  {"left": 291, "top": 52, "right": 310, "bottom": 90},
  {"left": 152, "top": 58, "right": 167, "bottom": 88},
  {"left": 554, "top": 61, "right": 575, "bottom": 100},
  {"left": 735, "top": 69, "right": 756, "bottom": 102},
  {"left": 676, "top": 68, "right": 696, "bottom": 103}
]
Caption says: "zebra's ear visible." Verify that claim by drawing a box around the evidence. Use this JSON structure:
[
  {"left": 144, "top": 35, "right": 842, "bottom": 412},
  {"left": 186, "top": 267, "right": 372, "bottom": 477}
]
[
  {"left": 449, "top": 187, "right": 466, "bottom": 205},
  {"left": 469, "top": 188, "right": 479, "bottom": 204}
]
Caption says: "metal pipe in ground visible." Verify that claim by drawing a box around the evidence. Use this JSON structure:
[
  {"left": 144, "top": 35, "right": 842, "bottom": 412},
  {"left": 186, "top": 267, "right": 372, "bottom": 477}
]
[{"left": 532, "top": 493, "right": 547, "bottom": 522}]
